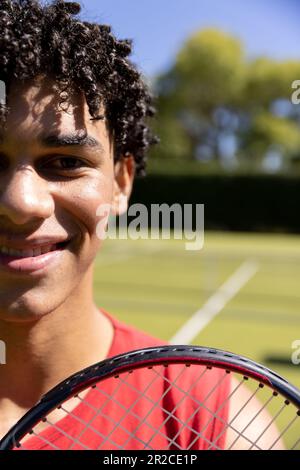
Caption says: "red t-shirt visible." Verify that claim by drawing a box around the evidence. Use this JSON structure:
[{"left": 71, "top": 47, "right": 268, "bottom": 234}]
[{"left": 20, "top": 311, "right": 231, "bottom": 450}]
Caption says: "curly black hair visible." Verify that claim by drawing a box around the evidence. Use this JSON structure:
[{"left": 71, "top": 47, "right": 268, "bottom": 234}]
[{"left": 0, "top": 0, "right": 157, "bottom": 175}]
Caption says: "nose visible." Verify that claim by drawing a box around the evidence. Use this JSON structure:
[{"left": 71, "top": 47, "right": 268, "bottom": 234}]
[{"left": 0, "top": 165, "right": 54, "bottom": 225}]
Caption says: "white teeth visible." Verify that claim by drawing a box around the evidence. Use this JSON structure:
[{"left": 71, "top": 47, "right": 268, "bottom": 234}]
[{"left": 0, "top": 244, "right": 56, "bottom": 257}]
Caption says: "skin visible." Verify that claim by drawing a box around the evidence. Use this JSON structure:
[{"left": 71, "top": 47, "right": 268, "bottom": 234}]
[{"left": 0, "top": 76, "right": 135, "bottom": 437}]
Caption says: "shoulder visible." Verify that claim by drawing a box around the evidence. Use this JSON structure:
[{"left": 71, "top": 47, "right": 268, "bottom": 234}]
[{"left": 225, "top": 376, "right": 284, "bottom": 450}]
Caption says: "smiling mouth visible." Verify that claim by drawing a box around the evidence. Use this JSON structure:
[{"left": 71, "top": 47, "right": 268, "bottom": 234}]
[{"left": 0, "top": 240, "right": 70, "bottom": 258}]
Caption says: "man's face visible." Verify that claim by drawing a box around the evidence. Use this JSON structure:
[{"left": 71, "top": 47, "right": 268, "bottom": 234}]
[{"left": 0, "top": 77, "right": 131, "bottom": 322}]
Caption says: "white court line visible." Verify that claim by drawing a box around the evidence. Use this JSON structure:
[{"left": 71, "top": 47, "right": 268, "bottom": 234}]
[{"left": 170, "top": 259, "right": 259, "bottom": 345}]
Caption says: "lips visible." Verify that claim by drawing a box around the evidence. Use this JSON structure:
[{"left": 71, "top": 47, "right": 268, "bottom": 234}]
[{"left": 0, "top": 238, "right": 73, "bottom": 274}]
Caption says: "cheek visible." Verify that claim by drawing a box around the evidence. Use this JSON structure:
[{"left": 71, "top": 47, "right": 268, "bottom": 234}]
[{"left": 56, "top": 175, "right": 114, "bottom": 246}]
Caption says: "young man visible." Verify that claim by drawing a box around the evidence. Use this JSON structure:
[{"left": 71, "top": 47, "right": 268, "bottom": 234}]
[{"left": 0, "top": 0, "right": 282, "bottom": 450}]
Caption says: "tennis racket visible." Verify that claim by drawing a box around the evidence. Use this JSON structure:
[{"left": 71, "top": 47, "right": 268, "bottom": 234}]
[{"left": 0, "top": 345, "right": 299, "bottom": 450}]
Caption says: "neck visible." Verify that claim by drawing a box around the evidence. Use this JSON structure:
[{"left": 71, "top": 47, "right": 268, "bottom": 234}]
[{"left": 0, "top": 265, "right": 114, "bottom": 411}]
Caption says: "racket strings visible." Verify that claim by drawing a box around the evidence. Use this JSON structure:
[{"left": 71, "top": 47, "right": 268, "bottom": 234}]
[
  {"left": 150, "top": 368, "right": 263, "bottom": 450},
  {"left": 111, "top": 365, "right": 191, "bottom": 450},
  {"left": 21, "top": 415, "right": 92, "bottom": 451},
  {"left": 23, "top": 411, "right": 102, "bottom": 450},
  {"left": 65, "top": 367, "right": 184, "bottom": 450},
  {"left": 141, "top": 366, "right": 210, "bottom": 449},
  {"left": 94, "top": 368, "right": 187, "bottom": 450},
  {"left": 291, "top": 422, "right": 300, "bottom": 450},
  {"left": 17, "top": 365, "right": 223, "bottom": 450},
  {"left": 71, "top": 371, "right": 159, "bottom": 450},
  {"left": 12, "top": 363, "right": 300, "bottom": 450},
  {"left": 93, "top": 366, "right": 212, "bottom": 450},
  {"left": 227, "top": 392, "right": 276, "bottom": 450},
  {"left": 48, "top": 400, "right": 129, "bottom": 450},
  {"left": 63, "top": 370, "right": 158, "bottom": 450},
  {"left": 148, "top": 367, "right": 230, "bottom": 450},
  {"left": 23, "top": 431, "right": 61, "bottom": 450},
  {"left": 20, "top": 367, "right": 251, "bottom": 450},
  {"left": 108, "top": 366, "right": 239, "bottom": 450},
  {"left": 188, "top": 377, "right": 248, "bottom": 450},
  {"left": 68, "top": 372, "right": 130, "bottom": 450},
  {"left": 59, "top": 375, "right": 173, "bottom": 450},
  {"left": 248, "top": 401, "right": 290, "bottom": 450},
  {"left": 271, "top": 412, "right": 300, "bottom": 450},
  {"left": 208, "top": 383, "right": 262, "bottom": 449},
  {"left": 225, "top": 388, "right": 300, "bottom": 450},
  {"left": 118, "top": 365, "right": 223, "bottom": 450},
  {"left": 65, "top": 365, "right": 205, "bottom": 450},
  {"left": 19, "top": 375, "right": 136, "bottom": 450},
  {"left": 93, "top": 373, "right": 299, "bottom": 451}
]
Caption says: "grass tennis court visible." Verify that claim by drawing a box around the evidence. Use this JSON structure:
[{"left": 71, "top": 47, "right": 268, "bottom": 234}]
[{"left": 94, "top": 231, "right": 300, "bottom": 392}]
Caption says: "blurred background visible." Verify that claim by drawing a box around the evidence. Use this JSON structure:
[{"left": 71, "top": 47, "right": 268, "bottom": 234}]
[{"left": 81, "top": 0, "right": 300, "bottom": 407}]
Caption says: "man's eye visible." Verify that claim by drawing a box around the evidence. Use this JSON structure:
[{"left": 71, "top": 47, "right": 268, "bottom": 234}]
[{"left": 43, "top": 157, "right": 86, "bottom": 170}]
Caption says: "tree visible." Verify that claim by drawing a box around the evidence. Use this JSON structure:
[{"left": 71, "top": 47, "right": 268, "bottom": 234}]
[{"left": 152, "top": 28, "right": 300, "bottom": 173}]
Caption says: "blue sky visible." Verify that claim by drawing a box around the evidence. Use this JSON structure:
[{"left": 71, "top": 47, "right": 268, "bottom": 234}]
[{"left": 79, "top": 0, "right": 300, "bottom": 78}]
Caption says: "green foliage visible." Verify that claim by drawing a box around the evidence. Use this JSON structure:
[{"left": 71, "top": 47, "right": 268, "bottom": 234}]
[
  {"left": 150, "top": 115, "right": 192, "bottom": 161},
  {"left": 152, "top": 28, "right": 300, "bottom": 172},
  {"left": 250, "top": 113, "right": 300, "bottom": 156},
  {"left": 244, "top": 59, "right": 300, "bottom": 107},
  {"left": 175, "top": 29, "right": 245, "bottom": 110}
]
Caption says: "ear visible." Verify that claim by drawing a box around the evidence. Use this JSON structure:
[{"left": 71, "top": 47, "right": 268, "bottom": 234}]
[{"left": 111, "top": 154, "right": 135, "bottom": 215}]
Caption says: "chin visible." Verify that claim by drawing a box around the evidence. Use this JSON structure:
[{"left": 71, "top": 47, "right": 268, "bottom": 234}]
[{"left": 0, "top": 296, "right": 59, "bottom": 324}]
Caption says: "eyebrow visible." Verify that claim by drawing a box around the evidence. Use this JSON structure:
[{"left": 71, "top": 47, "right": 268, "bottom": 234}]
[{"left": 39, "top": 133, "right": 104, "bottom": 152}]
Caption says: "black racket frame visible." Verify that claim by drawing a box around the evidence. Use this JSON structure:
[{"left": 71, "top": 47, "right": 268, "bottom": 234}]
[{"left": 1, "top": 345, "right": 300, "bottom": 450}]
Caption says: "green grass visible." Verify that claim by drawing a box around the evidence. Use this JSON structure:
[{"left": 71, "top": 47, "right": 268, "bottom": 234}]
[{"left": 93, "top": 231, "right": 300, "bottom": 447}]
